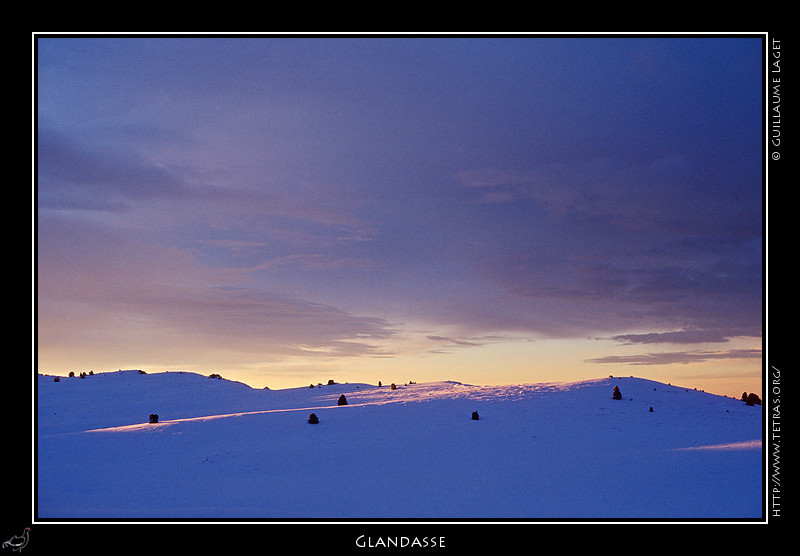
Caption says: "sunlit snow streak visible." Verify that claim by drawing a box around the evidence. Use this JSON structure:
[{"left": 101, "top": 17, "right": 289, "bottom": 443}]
[
  {"left": 81, "top": 403, "right": 366, "bottom": 433},
  {"left": 79, "top": 378, "right": 643, "bottom": 434},
  {"left": 77, "top": 381, "right": 539, "bottom": 433},
  {"left": 673, "top": 440, "right": 762, "bottom": 451}
]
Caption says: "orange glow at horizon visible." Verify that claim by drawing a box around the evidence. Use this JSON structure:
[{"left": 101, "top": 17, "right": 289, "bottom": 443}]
[{"left": 36, "top": 334, "right": 763, "bottom": 400}]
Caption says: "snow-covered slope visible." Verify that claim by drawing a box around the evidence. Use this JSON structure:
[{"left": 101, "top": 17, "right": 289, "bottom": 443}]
[{"left": 36, "top": 371, "right": 763, "bottom": 519}]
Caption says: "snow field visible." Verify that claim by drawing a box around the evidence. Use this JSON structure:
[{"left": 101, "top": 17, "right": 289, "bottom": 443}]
[{"left": 36, "top": 371, "right": 763, "bottom": 519}]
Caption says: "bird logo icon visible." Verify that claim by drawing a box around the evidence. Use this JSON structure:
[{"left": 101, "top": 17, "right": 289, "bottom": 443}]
[{"left": 2, "top": 528, "right": 29, "bottom": 552}]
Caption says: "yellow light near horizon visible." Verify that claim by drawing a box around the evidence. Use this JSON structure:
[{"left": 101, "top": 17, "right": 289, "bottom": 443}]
[{"left": 36, "top": 332, "right": 763, "bottom": 399}]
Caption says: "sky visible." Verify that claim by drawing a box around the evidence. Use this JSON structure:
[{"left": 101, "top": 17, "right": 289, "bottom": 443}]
[{"left": 35, "top": 34, "right": 764, "bottom": 397}]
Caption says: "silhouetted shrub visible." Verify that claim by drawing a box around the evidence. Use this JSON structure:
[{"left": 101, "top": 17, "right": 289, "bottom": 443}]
[
  {"left": 744, "top": 392, "right": 762, "bottom": 406},
  {"left": 148, "top": 414, "right": 159, "bottom": 423},
  {"left": 308, "top": 413, "right": 319, "bottom": 424},
  {"left": 649, "top": 406, "right": 654, "bottom": 412},
  {"left": 327, "top": 379, "right": 336, "bottom": 385},
  {"left": 390, "top": 383, "right": 397, "bottom": 390},
  {"left": 209, "top": 373, "right": 222, "bottom": 379},
  {"left": 310, "top": 384, "right": 315, "bottom": 389},
  {"left": 53, "top": 376, "right": 60, "bottom": 382},
  {"left": 472, "top": 411, "right": 480, "bottom": 420},
  {"left": 612, "top": 386, "right": 622, "bottom": 400},
  {"left": 338, "top": 394, "right": 348, "bottom": 406},
  {"left": 68, "top": 372, "right": 75, "bottom": 378},
  {"left": 378, "top": 381, "right": 382, "bottom": 387}
]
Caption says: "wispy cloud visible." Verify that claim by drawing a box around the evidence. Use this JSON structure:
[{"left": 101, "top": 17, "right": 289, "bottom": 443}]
[
  {"left": 37, "top": 280, "right": 399, "bottom": 364},
  {"left": 425, "top": 335, "right": 481, "bottom": 348},
  {"left": 37, "top": 126, "right": 198, "bottom": 211},
  {"left": 609, "top": 329, "right": 738, "bottom": 345},
  {"left": 37, "top": 124, "right": 376, "bottom": 242},
  {"left": 587, "top": 348, "right": 762, "bottom": 366},
  {"left": 37, "top": 215, "right": 396, "bottom": 367}
]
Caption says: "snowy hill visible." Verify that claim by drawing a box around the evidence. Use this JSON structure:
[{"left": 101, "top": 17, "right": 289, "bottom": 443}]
[{"left": 36, "top": 371, "right": 763, "bottom": 519}]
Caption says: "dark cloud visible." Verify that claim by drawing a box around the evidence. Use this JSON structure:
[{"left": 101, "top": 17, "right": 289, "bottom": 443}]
[
  {"left": 425, "top": 335, "right": 482, "bottom": 348},
  {"left": 587, "top": 348, "right": 762, "bottom": 366},
  {"left": 609, "top": 329, "right": 737, "bottom": 345}
]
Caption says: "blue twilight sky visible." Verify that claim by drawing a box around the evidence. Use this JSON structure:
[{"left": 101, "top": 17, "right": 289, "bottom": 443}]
[{"left": 35, "top": 35, "right": 764, "bottom": 396}]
